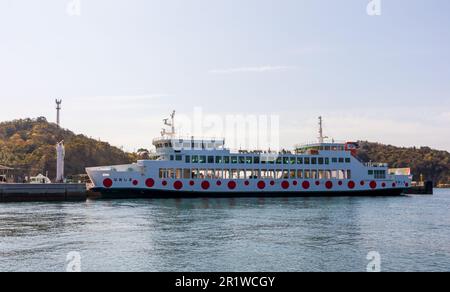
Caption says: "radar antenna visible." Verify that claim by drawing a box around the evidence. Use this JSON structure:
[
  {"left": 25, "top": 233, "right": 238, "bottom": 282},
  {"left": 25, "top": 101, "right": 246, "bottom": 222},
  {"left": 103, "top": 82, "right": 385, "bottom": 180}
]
[{"left": 161, "top": 110, "right": 176, "bottom": 137}]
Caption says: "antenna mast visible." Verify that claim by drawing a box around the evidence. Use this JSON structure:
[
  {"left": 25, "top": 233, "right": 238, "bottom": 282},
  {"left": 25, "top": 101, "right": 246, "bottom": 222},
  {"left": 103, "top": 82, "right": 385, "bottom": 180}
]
[
  {"left": 56, "top": 99, "right": 62, "bottom": 127},
  {"left": 318, "top": 116, "right": 328, "bottom": 143},
  {"left": 161, "top": 110, "right": 176, "bottom": 137}
]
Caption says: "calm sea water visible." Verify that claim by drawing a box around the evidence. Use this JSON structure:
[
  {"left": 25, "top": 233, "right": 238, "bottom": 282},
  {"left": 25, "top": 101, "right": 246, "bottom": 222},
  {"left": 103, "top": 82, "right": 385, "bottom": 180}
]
[{"left": 0, "top": 190, "right": 449, "bottom": 272}]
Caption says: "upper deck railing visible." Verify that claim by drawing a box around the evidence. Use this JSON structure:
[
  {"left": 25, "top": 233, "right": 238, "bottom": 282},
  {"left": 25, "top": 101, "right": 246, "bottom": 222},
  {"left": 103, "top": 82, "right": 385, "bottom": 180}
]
[
  {"left": 364, "top": 162, "right": 388, "bottom": 168},
  {"left": 153, "top": 136, "right": 226, "bottom": 144}
]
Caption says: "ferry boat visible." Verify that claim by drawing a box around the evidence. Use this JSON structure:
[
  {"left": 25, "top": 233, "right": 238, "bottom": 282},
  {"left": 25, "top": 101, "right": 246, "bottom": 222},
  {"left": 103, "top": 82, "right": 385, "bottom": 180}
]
[{"left": 86, "top": 112, "right": 412, "bottom": 198}]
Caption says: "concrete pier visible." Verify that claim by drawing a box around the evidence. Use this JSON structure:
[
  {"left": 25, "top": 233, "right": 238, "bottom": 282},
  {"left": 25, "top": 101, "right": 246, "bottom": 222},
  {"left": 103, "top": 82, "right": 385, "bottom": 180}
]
[
  {"left": 405, "top": 181, "right": 434, "bottom": 195},
  {"left": 0, "top": 183, "right": 87, "bottom": 203}
]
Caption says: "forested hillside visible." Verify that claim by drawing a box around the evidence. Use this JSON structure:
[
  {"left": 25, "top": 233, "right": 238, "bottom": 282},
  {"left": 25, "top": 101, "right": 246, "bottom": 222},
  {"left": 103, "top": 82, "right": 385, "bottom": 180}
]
[
  {"left": 357, "top": 141, "right": 450, "bottom": 185},
  {"left": 0, "top": 117, "right": 133, "bottom": 179}
]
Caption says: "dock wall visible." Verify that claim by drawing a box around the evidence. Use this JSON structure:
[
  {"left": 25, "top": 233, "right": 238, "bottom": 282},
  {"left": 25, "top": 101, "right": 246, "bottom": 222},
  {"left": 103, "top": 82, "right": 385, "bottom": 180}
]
[{"left": 0, "top": 184, "right": 87, "bottom": 203}]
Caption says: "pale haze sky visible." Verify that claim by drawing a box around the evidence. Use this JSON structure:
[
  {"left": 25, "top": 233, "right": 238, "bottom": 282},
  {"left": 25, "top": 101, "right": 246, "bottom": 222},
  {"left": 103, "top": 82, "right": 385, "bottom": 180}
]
[{"left": 0, "top": 0, "right": 449, "bottom": 152}]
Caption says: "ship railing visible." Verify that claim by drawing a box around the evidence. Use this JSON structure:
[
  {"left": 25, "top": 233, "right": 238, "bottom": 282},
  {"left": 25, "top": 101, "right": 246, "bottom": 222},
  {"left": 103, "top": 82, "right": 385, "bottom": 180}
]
[
  {"left": 152, "top": 136, "right": 226, "bottom": 144},
  {"left": 295, "top": 140, "right": 347, "bottom": 149},
  {"left": 365, "top": 162, "right": 388, "bottom": 168}
]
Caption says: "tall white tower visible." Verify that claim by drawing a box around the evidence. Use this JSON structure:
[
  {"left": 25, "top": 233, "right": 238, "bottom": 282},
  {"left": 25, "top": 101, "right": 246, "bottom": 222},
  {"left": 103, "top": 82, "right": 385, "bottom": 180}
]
[
  {"left": 56, "top": 99, "right": 62, "bottom": 127},
  {"left": 56, "top": 140, "right": 65, "bottom": 183}
]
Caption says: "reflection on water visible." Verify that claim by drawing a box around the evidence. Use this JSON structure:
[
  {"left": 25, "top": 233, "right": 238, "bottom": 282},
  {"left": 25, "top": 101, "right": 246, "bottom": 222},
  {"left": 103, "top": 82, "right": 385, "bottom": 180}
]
[{"left": 0, "top": 191, "right": 449, "bottom": 272}]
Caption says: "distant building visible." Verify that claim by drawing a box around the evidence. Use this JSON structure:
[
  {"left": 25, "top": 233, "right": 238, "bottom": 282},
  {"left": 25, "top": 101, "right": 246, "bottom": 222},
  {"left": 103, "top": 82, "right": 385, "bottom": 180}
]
[{"left": 0, "top": 165, "right": 14, "bottom": 183}]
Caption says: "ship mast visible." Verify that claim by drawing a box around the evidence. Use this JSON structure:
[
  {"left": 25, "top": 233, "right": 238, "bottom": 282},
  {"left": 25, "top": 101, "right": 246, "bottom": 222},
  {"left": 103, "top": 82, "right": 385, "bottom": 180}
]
[
  {"left": 318, "top": 116, "right": 328, "bottom": 143},
  {"left": 161, "top": 110, "right": 176, "bottom": 138}
]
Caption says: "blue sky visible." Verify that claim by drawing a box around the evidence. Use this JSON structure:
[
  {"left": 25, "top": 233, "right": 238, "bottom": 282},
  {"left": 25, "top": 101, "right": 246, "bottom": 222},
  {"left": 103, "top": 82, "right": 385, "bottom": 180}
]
[{"left": 0, "top": 0, "right": 449, "bottom": 151}]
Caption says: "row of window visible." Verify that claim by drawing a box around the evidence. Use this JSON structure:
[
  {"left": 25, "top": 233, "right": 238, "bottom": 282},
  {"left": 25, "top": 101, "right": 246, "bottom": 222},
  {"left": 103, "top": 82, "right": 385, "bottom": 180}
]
[
  {"left": 159, "top": 168, "right": 352, "bottom": 180},
  {"left": 369, "top": 170, "right": 386, "bottom": 179},
  {"left": 169, "top": 155, "right": 352, "bottom": 165}
]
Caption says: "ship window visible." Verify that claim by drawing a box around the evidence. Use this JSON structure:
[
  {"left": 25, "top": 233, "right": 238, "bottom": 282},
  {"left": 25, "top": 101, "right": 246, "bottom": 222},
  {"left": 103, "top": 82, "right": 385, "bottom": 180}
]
[
  {"left": 345, "top": 158, "right": 351, "bottom": 163},
  {"left": 245, "top": 157, "right": 252, "bottom": 164},
  {"left": 297, "top": 170, "right": 303, "bottom": 178},
  {"left": 347, "top": 170, "right": 352, "bottom": 179},
  {"left": 374, "top": 170, "right": 386, "bottom": 179},
  {"left": 254, "top": 156, "right": 260, "bottom": 164},
  {"left": 325, "top": 158, "right": 330, "bottom": 165},
  {"left": 185, "top": 156, "right": 191, "bottom": 163},
  {"left": 192, "top": 156, "right": 199, "bottom": 163},
  {"left": 311, "top": 158, "right": 317, "bottom": 165},
  {"left": 332, "top": 158, "right": 337, "bottom": 163},
  {"left": 319, "top": 170, "right": 325, "bottom": 179},
  {"left": 222, "top": 169, "right": 230, "bottom": 179},
  {"left": 176, "top": 155, "right": 183, "bottom": 161},
  {"left": 239, "top": 157, "right": 246, "bottom": 164},
  {"left": 182, "top": 169, "right": 190, "bottom": 179},
  {"left": 224, "top": 156, "right": 230, "bottom": 164},
  {"left": 304, "top": 170, "right": 311, "bottom": 179},
  {"left": 318, "top": 158, "right": 324, "bottom": 165},
  {"left": 339, "top": 158, "right": 344, "bottom": 163},
  {"left": 290, "top": 170, "right": 296, "bottom": 179},
  {"left": 297, "top": 157, "right": 303, "bottom": 164},
  {"left": 199, "top": 156, "right": 206, "bottom": 163},
  {"left": 231, "top": 156, "right": 238, "bottom": 164},
  {"left": 324, "top": 146, "right": 331, "bottom": 151},
  {"left": 170, "top": 155, "right": 174, "bottom": 161},
  {"left": 290, "top": 157, "right": 296, "bottom": 164},
  {"left": 368, "top": 170, "right": 374, "bottom": 175},
  {"left": 332, "top": 170, "right": 338, "bottom": 179},
  {"left": 304, "top": 157, "right": 310, "bottom": 165},
  {"left": 216, "top": 156, "right": 223, "bottom": 164},
  {"left": 276, "top": 157, "right": 282, "bottom": 164},
  {"left": 282, "top": 170, "right": 289, "bottom": 179},
  {"left": 208, "top": 156, "right": 214, "bottom": 163},
  {"left": 283, "top": 157, "right": 289, "bottom": 164},
  {"left": 276, "top": 170, "right": 282, "bottom": 179}
]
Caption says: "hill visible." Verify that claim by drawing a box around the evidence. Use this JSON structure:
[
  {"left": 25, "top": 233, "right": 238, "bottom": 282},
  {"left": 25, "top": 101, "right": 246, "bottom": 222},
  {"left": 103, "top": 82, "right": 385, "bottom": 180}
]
[
  {"left": 0, "top": 117, "right": 133, "bottom": 180},
  {"left": 357, "top": 141, "right": 450, "bottom": 186}
]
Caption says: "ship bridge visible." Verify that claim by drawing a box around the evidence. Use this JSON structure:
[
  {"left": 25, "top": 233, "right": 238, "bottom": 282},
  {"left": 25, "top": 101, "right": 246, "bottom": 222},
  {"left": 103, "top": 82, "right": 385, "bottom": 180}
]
[
  {"left": 153, "top": 137, "right": 226, "bottom": 153},
  {"left": 153, "top": 110, "right": 227, "bottom": 154}
]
